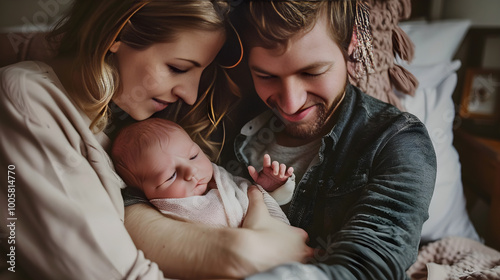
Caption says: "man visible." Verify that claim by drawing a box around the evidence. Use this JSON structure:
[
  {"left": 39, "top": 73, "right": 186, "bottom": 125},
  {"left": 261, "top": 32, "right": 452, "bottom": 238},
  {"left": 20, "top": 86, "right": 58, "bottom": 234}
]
[{"left": 223, "top": 1, "right": 437, "bottom": 279}]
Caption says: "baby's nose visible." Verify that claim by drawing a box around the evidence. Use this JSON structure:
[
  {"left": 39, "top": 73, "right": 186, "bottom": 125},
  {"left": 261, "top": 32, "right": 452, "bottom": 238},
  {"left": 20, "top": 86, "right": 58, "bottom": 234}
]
[{"left": 185, "top": 167, "right": 198, "bottom": 181}]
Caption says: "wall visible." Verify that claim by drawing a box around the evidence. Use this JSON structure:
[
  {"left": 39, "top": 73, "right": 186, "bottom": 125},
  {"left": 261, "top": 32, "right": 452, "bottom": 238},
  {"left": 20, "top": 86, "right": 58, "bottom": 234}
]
[
  {"left": 438, "top": 0, "right": 500, "bottom": 69},
  {"left": 483, "top": 37, "right": 500, "bottom": 69},
  {"left": 441, "top": 0, "right": 500, "bottom": 27},
  {"left": 0, "top": 0, "right": 73, "bottom": 32}
]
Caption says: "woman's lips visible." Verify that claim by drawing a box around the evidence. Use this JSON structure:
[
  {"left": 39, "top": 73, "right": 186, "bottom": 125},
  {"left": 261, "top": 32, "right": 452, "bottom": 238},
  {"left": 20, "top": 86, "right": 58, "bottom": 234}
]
[
  {"left": 279, "top": 106, "right": 315, "bottom": 122},
  {"left": 152, "top": 98, "right": 169, "bottom": 111}
]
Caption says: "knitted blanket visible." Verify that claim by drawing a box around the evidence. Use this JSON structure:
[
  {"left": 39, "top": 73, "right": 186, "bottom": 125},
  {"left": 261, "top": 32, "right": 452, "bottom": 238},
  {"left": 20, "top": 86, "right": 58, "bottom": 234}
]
[
  {"left": 150, "top": 163, "right": 289, "bottom": 227},
  {"left": 349, "top": 0, "right": 418, "bottom": 111},
  {"left": 407, "top": 237, "right": 500, "bottom": 280}
]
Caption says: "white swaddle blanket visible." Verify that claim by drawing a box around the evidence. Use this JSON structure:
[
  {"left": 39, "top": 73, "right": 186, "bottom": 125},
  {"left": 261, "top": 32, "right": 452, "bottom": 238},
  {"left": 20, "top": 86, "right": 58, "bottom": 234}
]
[{"left": 150, "top": 163, "right": 289, "bottom": 227}]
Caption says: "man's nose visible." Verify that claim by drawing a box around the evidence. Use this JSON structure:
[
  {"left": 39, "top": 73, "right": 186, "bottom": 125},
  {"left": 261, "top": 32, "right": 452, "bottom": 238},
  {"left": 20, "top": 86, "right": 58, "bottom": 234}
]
[{"left": 277, "top": 78, "right": 307, "bottom": 115}]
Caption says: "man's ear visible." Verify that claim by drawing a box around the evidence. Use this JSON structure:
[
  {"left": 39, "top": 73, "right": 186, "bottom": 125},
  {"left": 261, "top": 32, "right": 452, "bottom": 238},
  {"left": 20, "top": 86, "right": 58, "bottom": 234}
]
[
  {"left": 348, "top": 28, "right": 357, "bottom": 57},
  {"left": 346, "top": 28, "right": 359, "bottom": 83},
  {"left": 109, "top": 41, "right": 121, "bottom": 53}
]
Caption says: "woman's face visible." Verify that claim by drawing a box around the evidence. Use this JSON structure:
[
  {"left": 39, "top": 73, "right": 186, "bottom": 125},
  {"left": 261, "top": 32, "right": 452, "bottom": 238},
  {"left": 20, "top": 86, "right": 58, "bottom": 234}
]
[{"left": 110, "top": 29, "right": 225, "bottom": 120}]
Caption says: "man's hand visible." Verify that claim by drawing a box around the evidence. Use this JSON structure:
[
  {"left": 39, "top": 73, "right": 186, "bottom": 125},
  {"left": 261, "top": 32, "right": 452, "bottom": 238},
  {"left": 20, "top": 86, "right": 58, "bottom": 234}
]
[{"left": 248, "top": 154, "right": 294, "bottom": 192}]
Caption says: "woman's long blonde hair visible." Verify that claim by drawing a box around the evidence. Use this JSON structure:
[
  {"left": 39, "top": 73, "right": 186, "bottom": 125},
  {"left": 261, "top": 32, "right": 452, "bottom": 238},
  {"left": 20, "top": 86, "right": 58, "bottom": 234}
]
[{"left": 50, "top": 0, "right": 239, "bottom": 161}]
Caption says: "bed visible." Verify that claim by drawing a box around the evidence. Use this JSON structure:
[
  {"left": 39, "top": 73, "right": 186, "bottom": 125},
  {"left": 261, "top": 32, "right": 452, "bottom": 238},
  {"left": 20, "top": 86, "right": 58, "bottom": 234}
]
[{"left": 349, "top": 0, "right": 500, "bottom": 278}]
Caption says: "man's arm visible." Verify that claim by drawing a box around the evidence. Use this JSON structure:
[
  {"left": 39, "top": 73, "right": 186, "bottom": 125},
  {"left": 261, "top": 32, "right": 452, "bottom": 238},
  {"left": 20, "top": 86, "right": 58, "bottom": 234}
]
[
  {"left": 124, "top": 186, "right": 313, "bottom": 279},
  {"left": 317, "top": 122, "right": 436, "bottom": 279},
  {"left": 245, "top": 118, "right": 437, "bottom": 280}
]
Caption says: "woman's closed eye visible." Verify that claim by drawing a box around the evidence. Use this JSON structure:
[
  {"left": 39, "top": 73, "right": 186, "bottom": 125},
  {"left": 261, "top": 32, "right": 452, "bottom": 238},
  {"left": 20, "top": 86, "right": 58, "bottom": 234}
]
[
  {"left": 190, "top": 153, "right": 198, "bottom": 160},
  {"left": 168, "top": 65, "right": 188, "bottom": 74}
]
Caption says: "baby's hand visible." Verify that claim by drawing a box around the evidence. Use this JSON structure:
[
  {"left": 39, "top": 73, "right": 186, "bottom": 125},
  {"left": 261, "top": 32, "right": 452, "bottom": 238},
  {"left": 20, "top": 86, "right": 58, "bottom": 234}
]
[{"left": 248, "top": 154, "right": 294, "bottom": 192}]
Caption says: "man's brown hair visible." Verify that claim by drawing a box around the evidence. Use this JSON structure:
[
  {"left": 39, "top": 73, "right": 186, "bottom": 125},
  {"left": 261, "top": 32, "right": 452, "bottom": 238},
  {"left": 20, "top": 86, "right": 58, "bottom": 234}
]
[{"left": 236, "top": 0, "right": 357, "bottom": 58}]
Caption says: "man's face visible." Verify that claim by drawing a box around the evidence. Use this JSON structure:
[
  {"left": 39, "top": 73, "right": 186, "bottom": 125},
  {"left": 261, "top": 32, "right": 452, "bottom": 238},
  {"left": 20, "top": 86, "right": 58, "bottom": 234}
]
[{"left": 248, "top": 15, "right": 349, "bottom": 144}]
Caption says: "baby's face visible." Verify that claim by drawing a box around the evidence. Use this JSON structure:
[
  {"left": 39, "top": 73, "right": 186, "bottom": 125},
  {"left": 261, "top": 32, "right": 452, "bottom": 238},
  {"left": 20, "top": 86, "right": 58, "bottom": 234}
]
[{"left": 138, "top": 128, "right": 213, "bottom": 199}]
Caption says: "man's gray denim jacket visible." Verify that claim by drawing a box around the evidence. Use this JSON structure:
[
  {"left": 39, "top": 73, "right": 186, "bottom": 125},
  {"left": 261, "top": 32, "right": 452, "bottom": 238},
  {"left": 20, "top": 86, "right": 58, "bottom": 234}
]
[{"left": 227, "top": 85, "right": 437, "bottom": 280}]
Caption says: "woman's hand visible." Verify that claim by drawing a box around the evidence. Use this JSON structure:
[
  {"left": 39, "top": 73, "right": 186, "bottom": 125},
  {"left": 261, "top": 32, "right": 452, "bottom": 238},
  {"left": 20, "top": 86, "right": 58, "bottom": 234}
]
[{"left": 235, "top": 185, "right": 314, "bottom": 273}]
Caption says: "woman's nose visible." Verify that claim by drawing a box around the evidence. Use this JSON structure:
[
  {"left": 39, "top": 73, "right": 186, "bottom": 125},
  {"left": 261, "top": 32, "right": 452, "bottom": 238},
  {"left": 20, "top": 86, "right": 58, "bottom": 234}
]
[{"left": 172, "top": 81, "right": 199, "bottom": 106}]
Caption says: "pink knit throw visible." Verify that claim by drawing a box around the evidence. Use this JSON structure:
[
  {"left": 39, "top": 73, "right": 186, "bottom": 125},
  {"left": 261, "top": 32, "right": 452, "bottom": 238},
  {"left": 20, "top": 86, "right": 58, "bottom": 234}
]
[
  {"left": 349, "top": 0, "right": 418, "bottom": 110},
  {"left": 407, "top": 237, "right": 500, "bottom": 280}
]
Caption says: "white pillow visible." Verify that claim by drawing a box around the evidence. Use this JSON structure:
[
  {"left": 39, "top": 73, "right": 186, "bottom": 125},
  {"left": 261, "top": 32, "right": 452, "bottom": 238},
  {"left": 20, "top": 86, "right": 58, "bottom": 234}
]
[
  {"left": 398, "top": 20, "right": 471, "bottom": 66},
  {"left": 396, "top": 61, "right": 479, "bottom": 242}
]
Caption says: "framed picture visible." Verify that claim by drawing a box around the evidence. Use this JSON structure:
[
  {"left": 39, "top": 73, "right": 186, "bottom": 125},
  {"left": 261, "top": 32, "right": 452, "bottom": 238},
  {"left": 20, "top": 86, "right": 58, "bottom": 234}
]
[{"left": 459, "top": 68, "right": 500, "bottom": 122}]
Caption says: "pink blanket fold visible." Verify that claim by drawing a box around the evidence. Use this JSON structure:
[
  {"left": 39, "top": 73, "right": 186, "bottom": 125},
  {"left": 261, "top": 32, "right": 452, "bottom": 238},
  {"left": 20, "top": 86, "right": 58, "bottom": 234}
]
[
  {"left": 407, "top": 236, "right": 500, "bottom": 280},
  {"left": 150, "top": 163, "right": 289, "bottom": 227}
]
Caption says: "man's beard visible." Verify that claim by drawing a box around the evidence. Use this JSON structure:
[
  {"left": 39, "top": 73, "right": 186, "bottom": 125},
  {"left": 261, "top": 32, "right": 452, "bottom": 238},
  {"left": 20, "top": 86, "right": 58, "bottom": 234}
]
[
  {"left": 281, "top": 104, "right": 328, "bottom": 140},
  {"left": 270, "top": 83, "right": 347, "bottom": 141}
]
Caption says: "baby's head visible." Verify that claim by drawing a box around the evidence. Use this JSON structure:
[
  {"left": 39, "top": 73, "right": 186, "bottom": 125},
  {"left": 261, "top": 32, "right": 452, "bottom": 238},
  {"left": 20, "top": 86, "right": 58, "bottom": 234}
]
[{"left": 112, "top": 118, "right": 214, "bottom": 200}]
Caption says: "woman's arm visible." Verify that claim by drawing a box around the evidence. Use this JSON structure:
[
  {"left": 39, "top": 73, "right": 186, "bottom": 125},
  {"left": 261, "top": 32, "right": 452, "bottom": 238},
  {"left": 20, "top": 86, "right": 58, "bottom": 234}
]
[
  {"left": 125, "top": 186, "right": 313, "bottom": 279},
  {"left": 0, "top": 63, "right": 166, "bottom": 279}
]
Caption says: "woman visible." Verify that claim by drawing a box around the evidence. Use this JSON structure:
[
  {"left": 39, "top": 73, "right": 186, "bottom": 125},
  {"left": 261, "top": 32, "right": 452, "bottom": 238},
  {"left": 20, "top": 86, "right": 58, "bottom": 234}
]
[{"left": 0, "top": 0, "right": 310, "bottom": 279}]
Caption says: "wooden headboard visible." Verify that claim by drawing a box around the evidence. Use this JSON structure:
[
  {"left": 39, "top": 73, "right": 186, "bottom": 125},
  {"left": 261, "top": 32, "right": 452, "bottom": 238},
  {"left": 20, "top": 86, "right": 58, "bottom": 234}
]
[
  {"left": 409, "top": 0, "right": 438, "bottom": 20},
  {"left": 410, "top": 0, "right": 431, "bottom": 19}
]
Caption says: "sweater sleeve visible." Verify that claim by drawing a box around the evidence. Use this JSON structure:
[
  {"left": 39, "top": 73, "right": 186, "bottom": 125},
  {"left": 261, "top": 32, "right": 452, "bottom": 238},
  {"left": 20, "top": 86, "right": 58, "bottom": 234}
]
[
  {"left": 267, "top": 174, "right": 295, "bottom": 205},
  {"left": 0, "top": 63, "right": 167, "bottom": 279},
  {"left": 258, "top": 185, "right": 290, "bottom": 225}
]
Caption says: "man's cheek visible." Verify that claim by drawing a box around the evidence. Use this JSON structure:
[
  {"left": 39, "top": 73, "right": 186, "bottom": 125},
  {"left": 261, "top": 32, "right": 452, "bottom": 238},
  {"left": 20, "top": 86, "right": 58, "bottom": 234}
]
[{"left": 254, "top": 88, "right": 270, "bottom": 103}]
